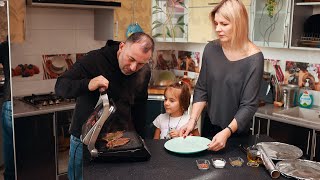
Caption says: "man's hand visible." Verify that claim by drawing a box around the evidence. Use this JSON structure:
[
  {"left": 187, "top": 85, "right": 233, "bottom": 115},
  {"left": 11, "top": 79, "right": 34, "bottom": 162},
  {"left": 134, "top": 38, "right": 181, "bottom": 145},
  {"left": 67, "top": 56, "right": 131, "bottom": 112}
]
[
  {"left": 88, "top": 75, "right": 109, "bottom": 91},
  {"left": 207, "top": 128, "right": 231, "bottom": 151},
  {"left": 179, "top": 119, "right": 196, "bottom": 138}
]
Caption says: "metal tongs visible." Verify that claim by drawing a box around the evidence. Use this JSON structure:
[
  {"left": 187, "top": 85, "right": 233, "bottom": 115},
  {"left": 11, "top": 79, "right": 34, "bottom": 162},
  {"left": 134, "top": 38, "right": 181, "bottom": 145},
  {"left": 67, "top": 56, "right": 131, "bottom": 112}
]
[{"left": 81, "top": 91, "right": 116, "bottom": 157}]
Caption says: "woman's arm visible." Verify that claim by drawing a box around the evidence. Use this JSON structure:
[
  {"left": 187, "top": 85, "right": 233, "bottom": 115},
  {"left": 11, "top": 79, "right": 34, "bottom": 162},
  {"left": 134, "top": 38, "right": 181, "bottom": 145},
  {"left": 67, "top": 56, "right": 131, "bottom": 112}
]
[
  {"left": 191, "top": 129, "right": 200, "bottom": 136},
  {"left": 153, "top": 128, "right": 161, "bottom": 139}
]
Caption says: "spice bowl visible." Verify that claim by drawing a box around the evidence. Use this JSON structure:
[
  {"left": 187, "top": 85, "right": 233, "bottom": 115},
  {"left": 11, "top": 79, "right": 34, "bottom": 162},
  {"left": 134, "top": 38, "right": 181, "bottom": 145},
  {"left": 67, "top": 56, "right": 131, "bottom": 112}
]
[
  {"left": 211, "top": 158, "right": 226, "bottom": 168},
  {"left": 229, "top": 157, "right": 244, "bottom": 167},
  {"left": 196, "top": 159, "right": 210, "bottom": 170}
]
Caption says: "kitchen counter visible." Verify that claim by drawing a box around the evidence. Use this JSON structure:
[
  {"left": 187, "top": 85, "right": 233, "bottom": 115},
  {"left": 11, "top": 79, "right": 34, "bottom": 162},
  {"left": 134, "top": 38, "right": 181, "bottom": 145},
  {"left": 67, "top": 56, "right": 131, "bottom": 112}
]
[
  {"left": 13, "top": 97, "right": 76, "bottom": 118},
  {"left": 254, "top": 104, "right": 320, "bottom": 131},
  {"left": 83, "top": 135, "right": 288, "bottom": 180}
]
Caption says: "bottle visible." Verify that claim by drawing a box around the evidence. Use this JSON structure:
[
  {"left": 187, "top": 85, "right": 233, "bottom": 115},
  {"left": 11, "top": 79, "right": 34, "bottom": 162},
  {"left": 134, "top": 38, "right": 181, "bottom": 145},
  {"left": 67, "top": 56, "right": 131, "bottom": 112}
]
[{"left": 299, "top": 78, "right": 313, "bottom": 109}]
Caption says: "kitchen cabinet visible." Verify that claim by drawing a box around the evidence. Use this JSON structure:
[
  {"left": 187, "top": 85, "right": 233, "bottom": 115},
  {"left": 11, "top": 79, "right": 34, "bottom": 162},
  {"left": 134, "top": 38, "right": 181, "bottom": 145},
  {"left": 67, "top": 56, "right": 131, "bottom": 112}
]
[
  {"left": 9, "top": 0, "right": 26, "bottom": 43},
  {"left": 188, "top": 0, "right": 252, "bottom": 43},
  {"left": 112, "top": 0, "right": 151, "bottom": 41},
  {"left": 152, "top": 0, "right": 188, "bottom": 42},
  {"left": 96, "top": 0, "right": 151, "bottom": 41},
  {"left": 145, "top": 96, "right": 165, "bottom": 139},
  {"left": 14, "top": 114, "right": 56, "bottom": 180},
  {"left": 251, "top": 0, "right": 291, "bottom": 48},
  {"left": 290, "top": 0, "right": 320, "bottom": 50}
]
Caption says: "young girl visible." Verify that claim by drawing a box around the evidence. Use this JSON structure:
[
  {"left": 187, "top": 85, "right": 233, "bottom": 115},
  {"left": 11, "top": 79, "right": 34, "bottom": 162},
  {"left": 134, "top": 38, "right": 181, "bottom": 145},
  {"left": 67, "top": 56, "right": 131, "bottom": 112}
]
[{"left": 153, "top": 81, "right": 200, "bottom": 139}]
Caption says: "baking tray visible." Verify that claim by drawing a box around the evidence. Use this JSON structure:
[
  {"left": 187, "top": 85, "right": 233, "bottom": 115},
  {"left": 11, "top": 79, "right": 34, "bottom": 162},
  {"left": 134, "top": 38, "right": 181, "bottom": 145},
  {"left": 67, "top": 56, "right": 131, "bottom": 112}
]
[
  {"left": 257, "top": 142, "right": 303, "bottom": 160},
  {"left": 276, "top": 159, "right": 320, "bottom": 180}
]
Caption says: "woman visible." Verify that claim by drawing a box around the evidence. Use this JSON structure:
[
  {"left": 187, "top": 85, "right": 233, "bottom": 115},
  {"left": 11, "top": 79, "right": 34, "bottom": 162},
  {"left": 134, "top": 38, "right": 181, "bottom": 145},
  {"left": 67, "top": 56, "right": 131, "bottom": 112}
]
[{"left": 179, "top": 0, "right": 264, "bottom": 152}]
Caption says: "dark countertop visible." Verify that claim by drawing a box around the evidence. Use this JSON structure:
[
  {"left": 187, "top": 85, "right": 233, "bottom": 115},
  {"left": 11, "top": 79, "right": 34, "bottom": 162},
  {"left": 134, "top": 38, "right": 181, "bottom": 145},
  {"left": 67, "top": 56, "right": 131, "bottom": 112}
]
[
  {"left": 83, "top": 135, "right": 288, "bottom": 180},
  {"left": 12, "top": 97, "right": 75, "bottom": 118}
]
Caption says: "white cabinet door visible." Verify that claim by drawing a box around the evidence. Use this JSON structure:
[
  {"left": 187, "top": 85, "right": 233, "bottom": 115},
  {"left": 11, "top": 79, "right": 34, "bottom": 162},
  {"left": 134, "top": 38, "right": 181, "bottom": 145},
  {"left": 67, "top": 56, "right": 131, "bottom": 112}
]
[
  {"left": 188, "top": 4, "right": 216, "bottom": 43},
  {"left": 188, "top": 0, "right": 252, "bottom": 43},
  {"left": 251, "top": 0, "right": 291, "bottom": 48},
  {"left": 152, "top": 0, "right": 188, "bottom": 42}
]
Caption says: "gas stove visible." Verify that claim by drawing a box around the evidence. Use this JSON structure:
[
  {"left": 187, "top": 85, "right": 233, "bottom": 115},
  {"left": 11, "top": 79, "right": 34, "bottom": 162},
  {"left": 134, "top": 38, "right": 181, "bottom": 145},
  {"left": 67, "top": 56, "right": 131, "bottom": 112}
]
[{"left": 21, "top": 92, "right": 76, "bottom": 109}]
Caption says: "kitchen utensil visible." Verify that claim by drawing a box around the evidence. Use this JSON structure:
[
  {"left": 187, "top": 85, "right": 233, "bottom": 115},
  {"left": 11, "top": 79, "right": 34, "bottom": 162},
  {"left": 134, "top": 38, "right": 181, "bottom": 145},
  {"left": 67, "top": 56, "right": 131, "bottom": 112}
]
[
  {"left": 256, "top": 142, "right": 303, "bottom": 160},
  {"left": 81, "top": 91, "right": 151, "bottom": 162},
  {"left": 276, "top": 159, "right": 320, "bottom": 180},
  {"left": 164, "top": 136, "right": 210, "bottom": 154}
]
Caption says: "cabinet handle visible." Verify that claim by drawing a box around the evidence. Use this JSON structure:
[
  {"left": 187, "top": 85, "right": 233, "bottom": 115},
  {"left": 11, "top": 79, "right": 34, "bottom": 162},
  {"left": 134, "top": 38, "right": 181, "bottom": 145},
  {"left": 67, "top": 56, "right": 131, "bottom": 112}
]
[
  {"left": 313, "top": 132, "right": 317, "bottom": 158},
  {"left": 208, "top": 2, "right": 219, "bottom": 5},
  {"left": 284, "top": 25, "right": 288, "bottom": 47},
  {"left": 307, "top": 131, "right": 310, "bottom": 155},
  {"left": 115, "top": 21, "right": 119, "bottom": 38},
  {"left": 53, "top": 113, "right": 56, "bottom": 137}
]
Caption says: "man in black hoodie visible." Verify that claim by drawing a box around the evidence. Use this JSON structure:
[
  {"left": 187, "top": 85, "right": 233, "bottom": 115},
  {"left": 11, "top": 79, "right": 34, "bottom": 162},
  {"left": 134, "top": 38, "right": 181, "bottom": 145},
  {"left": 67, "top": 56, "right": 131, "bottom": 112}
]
[
  {"left": 0, "top": 37, "right": 14, "bottom": 180},
  {"left": 55, "top": 32, "right": 154, "bottom": 180}
]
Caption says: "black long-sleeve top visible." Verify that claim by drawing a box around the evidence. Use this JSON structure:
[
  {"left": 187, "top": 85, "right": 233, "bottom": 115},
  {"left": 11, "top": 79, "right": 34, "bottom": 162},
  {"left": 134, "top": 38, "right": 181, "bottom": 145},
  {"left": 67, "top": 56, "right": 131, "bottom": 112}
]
[
  {"left": 0, "top": 40, "right": 11, "bottom": 102},
  {"left": 193, "top": 40, "right": 264, "bottom": 133},
  {"left": 55, "top": 41, "right": 151, "bottom": 138}
]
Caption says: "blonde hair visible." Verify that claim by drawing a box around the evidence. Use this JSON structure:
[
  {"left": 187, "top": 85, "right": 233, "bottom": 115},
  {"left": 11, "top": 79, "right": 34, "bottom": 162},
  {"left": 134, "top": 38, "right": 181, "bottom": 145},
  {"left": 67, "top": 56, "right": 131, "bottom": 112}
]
[{"left": 210, "top": 0, "right": 249, "bottom": 49}]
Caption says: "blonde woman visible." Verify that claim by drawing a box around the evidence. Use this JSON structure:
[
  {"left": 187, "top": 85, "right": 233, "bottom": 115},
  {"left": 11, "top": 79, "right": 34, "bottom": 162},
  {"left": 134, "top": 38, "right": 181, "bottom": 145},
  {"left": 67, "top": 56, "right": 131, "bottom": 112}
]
[{"left": 180, "top": 0, "right": 264, "bottom": 151}]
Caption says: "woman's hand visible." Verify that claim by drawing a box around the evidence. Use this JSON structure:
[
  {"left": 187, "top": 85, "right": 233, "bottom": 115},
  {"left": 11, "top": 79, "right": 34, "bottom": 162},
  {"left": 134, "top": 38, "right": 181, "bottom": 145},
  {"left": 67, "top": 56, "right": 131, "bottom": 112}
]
[
  {"left": 179, "top": 119, "right": 196, "bottom": 138},
  {"left": 169, "top": 129, "right": 179, "bottom": 138},
  {"left": 207, "top": 128, "right": 231, "bottom": 151}
]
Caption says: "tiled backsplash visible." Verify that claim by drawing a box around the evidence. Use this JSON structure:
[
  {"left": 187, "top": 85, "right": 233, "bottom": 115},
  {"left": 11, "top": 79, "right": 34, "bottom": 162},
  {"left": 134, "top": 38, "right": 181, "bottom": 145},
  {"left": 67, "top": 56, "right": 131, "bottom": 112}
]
[{"left": 10, "top": 7, "right": 320, "bottom": 106}]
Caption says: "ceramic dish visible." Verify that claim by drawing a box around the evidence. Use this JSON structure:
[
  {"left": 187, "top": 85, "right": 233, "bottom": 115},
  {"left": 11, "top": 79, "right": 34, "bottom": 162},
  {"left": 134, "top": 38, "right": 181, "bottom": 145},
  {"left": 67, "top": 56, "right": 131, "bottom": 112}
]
[{"left": 164, "top": 136, "right": 210, "bottom": 154}]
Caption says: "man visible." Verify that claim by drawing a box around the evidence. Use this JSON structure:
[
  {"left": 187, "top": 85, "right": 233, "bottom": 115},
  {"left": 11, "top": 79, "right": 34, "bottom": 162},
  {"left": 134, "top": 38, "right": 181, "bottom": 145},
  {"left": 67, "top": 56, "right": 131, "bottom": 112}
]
[
  {"left": 55, "top": 32, "right": 154, "bottom": 180},
  {"left": 0, "top": 37, "right": 14, "bottom": 180}
]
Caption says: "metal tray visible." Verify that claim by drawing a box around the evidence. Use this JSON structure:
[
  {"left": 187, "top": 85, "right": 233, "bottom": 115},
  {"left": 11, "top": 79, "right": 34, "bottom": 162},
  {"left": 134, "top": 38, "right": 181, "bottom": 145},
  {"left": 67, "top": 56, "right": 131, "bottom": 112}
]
[
  {"left": 257, "top": 142, "right": 303, "bottom": 160},
  {"left": 276, "top": 159, "right": 320, "bottom": 180}
]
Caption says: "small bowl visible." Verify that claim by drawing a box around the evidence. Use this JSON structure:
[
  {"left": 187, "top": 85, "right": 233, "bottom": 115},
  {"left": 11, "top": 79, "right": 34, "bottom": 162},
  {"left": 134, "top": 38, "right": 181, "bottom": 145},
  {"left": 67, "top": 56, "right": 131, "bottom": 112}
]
[
  {"left": 229, "top": 157, "right": 244, "bottom": 167},
  {"left": 211, "top": 158, "right": 226, "bottom": 168},
  {"left": 196, "top": 159, "right": 210, "bottom": 170}
]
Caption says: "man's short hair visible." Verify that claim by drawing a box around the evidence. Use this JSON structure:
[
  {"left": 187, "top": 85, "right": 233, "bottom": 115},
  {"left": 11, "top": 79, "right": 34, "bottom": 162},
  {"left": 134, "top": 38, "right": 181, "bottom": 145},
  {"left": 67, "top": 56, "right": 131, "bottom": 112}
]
[{"left": 125, "top": 32, "right": 155, "bottom": 53}]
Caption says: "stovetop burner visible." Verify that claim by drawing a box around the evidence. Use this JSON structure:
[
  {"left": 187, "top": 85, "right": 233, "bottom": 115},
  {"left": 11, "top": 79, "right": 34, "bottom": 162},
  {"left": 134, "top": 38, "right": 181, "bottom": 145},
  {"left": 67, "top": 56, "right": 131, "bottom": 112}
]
[{"left": 21, "top": 92, "right": 76, "bottom": 109}]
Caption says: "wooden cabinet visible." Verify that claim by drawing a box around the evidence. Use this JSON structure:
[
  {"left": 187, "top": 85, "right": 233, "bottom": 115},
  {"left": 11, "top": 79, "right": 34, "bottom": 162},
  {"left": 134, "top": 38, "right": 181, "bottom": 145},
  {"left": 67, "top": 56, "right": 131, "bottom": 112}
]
[
  {"left": 188, "top": 0, "right": 252, "bottom": 43},
  {"left": 290, "top": 0, "right": 320, "bottom": 50},
  {"left": 9, "top": 0, "right": 26, "bottom": 43},
  {"left": 0, "top": 1, "right": 8, "bottom": 42},
  {"left": 251, "top": 0, "right": 291, "bottom": 48},
  {"left": 113, "top": 0, "right": 151, "bottom": 41}
]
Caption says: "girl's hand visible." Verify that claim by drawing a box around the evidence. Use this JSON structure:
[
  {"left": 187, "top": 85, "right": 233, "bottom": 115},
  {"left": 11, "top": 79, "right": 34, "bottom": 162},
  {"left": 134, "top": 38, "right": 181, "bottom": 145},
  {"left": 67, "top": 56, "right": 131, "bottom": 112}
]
[
  {"left": 207, "top": 129, "right": 230, "bottom": 151},
  {"left": 179, "top": 119, "right": 197, "bottom": 138},
  {"left": 169, "top": 129, "right": 179, "bottom": 138}
]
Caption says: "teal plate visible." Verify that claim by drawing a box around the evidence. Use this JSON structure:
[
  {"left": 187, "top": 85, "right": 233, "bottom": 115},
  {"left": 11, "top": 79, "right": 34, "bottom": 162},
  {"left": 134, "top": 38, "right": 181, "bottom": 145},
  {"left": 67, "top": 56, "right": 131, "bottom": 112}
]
[{"left": 164, "top": 136, "right": 211, "bottom": 154}]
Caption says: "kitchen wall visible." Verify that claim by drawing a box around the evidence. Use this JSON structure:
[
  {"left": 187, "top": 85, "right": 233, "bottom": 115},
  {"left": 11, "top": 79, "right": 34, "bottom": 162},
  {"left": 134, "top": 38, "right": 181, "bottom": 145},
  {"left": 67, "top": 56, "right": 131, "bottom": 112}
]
[
  {"left": 10, "top": 7, "right": 105, "bottom": 96},
  {"left": 11, "top": 7, "right": 320, "bottom": 105}
]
